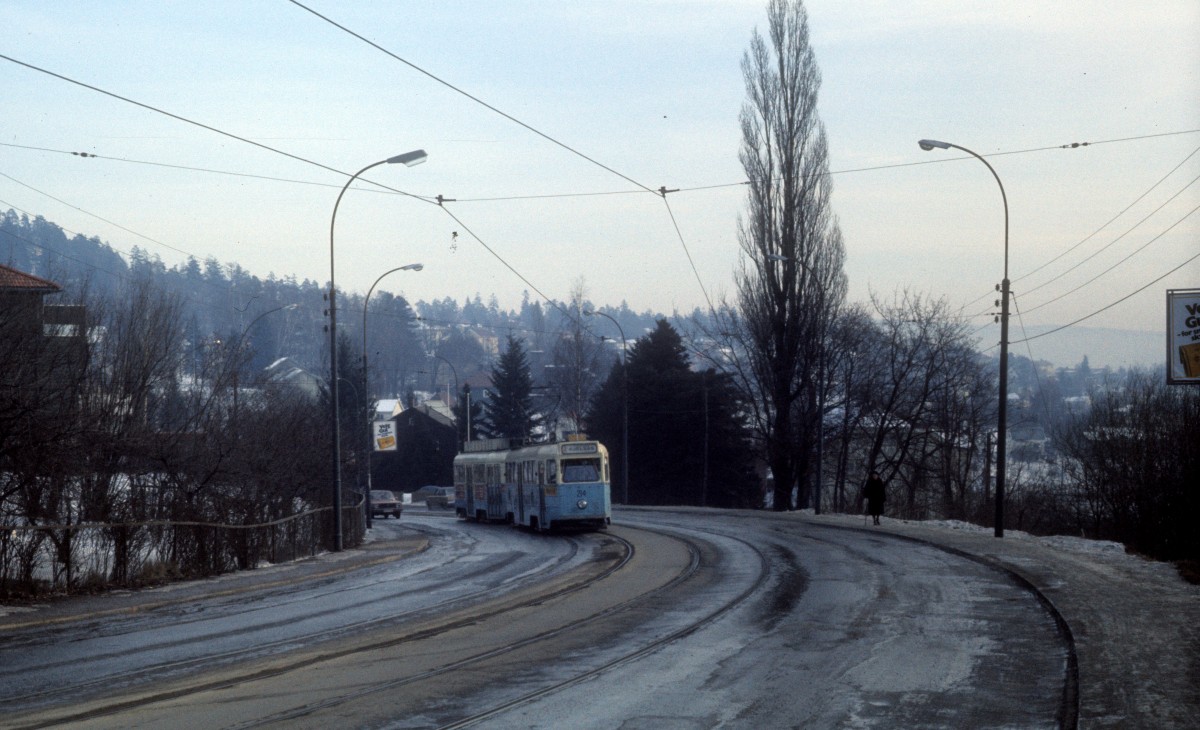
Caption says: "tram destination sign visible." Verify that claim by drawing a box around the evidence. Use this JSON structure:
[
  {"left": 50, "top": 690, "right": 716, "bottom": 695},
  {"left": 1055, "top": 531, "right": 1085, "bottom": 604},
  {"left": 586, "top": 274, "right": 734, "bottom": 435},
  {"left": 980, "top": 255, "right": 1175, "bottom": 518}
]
[{"left": 561, "top": 442, "right": 598, "bottom": 455}]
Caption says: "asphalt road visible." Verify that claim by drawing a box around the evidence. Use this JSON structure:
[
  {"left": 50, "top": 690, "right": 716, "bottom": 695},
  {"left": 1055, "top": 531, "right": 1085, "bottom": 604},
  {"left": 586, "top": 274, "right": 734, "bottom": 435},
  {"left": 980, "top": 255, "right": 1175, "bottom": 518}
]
[{"left": 2, "top": 506, "right": 1191, "bottom": 728}]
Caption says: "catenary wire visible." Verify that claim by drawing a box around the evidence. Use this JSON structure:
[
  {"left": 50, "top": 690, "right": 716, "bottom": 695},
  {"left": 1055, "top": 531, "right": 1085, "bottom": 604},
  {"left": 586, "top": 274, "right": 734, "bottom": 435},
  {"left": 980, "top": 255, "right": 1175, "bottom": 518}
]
[
  {"left": 1021, "top": 172, "right": 1200, "bottom": 301},
  {"left": 1, "top": 171, "right": 198, "bottom": 259},
  {"left": 1010, "top": 250, "right": 1200, "bottom": 345},
  {"left": 0, "top": 55, "right": 567, "bottom": 317},
  {"left": 285, "top": 0, "right": 660, "bottom": 197},
  {"left": 1022, "top": 202, "right": 1200, "bottom": 314},
  {"left": 4, "top": 45, "right": 1196, "bottom": 322},
  {"left": 660, "top": 193, "right": 717, "bottom": 315},
  {"left": 0, "top": 53, "right": 435, "bottom": 206},
  {"left": 1014, "top": 145, "right": 1200, "bottom": 289}
]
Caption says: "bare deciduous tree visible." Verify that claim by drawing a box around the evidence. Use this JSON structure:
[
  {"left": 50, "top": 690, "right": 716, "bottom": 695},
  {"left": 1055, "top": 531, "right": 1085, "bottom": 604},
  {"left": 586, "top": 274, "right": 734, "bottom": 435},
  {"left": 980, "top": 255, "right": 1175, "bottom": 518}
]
[{"left": 549, "top": 280, "right": 605, "bottom": 433}]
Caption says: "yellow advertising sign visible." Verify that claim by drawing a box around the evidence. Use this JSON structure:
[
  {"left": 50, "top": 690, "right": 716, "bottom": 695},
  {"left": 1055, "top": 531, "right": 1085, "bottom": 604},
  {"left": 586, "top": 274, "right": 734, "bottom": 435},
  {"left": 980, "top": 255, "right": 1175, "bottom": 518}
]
[
  {"left": 373, "top": 421, "right": 398, "bottom": 451},
  {"left": 1167, "top": 289, "right": 1200, "bottom": 385}
]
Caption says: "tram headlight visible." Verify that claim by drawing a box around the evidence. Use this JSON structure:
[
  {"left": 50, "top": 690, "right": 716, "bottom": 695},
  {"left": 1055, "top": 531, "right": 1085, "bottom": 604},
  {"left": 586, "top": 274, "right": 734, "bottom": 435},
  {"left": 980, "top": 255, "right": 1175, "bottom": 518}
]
[{"left": 576, "top": 499, "right": 588, "bottom": 510}]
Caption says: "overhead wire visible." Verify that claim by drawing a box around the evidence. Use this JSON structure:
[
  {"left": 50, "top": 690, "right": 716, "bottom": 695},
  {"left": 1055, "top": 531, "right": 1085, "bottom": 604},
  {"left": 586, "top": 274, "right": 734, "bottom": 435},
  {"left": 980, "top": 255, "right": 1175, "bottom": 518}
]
[
  {"left": 1010, "top": 248, "right": 1200, "bottom": 345},
  {"left": 1, "top": 170, "right": 197, "bottom": 259},
  {"left": 0, "top": 140, "right": 395, "bottom": 194},
  {"left": 285, "top": 0, "right": 661, "bottom": 197},
  {"left": 0, "top": 53, "right": 565, "bottom": 319},
  {"left": 1015, "top": 145, "right": 1200, "bottom": 289},
  {"left": 1021, "top": 201, "right": 1200, "bottom": 315},
  {"left": 949, "top": 138, "right": 1200, "bottom": 316},
  {"left": 282, "top": 0, "right": 726, "bottom": 319},
  {"left": 4, "top": 45, "right": 1198, "bottom": 328},
  {"left": 0, "top": 53, "right": 434, "bottom": 206},
  {"left": 1021, "top": 172, "right": 1200, "bottom": 301},
  {"left": 0, "top": 204, "right": 129, "bottom": 283}
]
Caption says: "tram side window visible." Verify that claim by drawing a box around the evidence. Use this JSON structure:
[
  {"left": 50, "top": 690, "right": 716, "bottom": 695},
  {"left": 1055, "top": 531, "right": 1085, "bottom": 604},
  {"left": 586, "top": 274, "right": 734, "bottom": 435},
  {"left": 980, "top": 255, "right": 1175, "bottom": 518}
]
[
  {"left": 561, "top": 458, "right": 600, "bottom": 483},
  {"left": 546, "top": 460, "right": 557, "bottom": 484}
]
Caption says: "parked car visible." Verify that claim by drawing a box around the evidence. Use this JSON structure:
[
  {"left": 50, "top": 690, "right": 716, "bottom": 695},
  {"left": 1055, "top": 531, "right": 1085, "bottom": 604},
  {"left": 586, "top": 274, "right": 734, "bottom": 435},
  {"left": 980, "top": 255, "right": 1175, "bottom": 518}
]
[
  {"left": 370, "top": 490, "right": 403, "bottom": 519},
  {"left": 426, "top": 486, "right": 455, "bottom": 510}
]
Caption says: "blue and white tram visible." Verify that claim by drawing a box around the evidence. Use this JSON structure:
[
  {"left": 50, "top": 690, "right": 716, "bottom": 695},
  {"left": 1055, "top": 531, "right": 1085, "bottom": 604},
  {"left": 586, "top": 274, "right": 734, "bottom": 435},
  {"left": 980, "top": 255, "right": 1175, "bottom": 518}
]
[{"left": 453, "top": 437, "right": 612, "bottom": 531}]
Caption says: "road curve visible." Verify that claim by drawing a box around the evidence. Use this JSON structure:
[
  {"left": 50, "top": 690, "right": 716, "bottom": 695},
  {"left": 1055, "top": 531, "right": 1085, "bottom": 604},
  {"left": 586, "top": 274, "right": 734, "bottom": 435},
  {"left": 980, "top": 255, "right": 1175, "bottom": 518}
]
[{"left": 0, "top": 509, "right": 1073, "bottom": 729}]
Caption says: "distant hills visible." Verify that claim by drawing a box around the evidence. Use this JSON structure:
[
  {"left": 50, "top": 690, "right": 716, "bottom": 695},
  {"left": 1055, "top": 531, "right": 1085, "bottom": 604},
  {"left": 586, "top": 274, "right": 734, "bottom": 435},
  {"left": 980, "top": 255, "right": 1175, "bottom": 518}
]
[{"left": 974, "top": 323, "right": 1164, "bottom": 371}]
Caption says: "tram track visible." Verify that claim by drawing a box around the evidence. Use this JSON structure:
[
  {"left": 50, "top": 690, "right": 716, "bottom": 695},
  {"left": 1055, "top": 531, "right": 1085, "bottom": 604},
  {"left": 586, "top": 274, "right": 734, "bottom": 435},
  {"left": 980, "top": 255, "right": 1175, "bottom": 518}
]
[
  {"left": 7, "top": 522, "right": 727, "bottom": 730},
  {"left": 4, "top": 510, "right": 1079, "bottom": 728},
  {"left": 434, "top": 521, "right": 773, "bottom": 730},
  {"left": 1, "top": 527, "right": 625, "bottom": 727}
]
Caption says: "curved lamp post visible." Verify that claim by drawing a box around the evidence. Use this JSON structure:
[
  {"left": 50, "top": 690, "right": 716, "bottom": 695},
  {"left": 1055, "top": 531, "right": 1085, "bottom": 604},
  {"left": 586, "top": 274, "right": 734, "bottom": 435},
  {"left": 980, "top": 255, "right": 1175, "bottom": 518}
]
[
  {"left": 918, "top": 138, "right": 1009, "bottom": 538},
  {"left": 231, "top": 303, "right": 298, "bottom": 417},
  {"left": 432, "top": 354, "right": 459, "bottom": 408},
  {"left": 584, "top": 310, "right": 629, "bottom": 505},
  {"left": 329, "top": 149, "right": 426, "bottom": 551},
  {"left": 361, "top": 262, "right": 423, "bottom": 529}
]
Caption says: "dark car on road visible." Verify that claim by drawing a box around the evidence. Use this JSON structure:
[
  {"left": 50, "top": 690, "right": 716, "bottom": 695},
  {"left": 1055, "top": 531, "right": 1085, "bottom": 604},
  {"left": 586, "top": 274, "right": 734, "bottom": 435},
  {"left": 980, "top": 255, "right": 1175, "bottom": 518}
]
[
  {"left": 370, "top": 490, "right": 403, "bottom": 519},
  {"left": 426, "top": 487, "right": 455, "bottom": 510},
  {"left": 409, "top": 485, "right": 443, "bottom": 504}
]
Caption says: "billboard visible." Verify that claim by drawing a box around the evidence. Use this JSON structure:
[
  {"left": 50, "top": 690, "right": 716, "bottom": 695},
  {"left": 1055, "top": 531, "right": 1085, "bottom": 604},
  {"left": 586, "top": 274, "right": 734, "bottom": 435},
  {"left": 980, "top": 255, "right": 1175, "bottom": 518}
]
[
  {"left": 373, "top": 420, "right": 397, "bottom": 451},
  {"left": 1167, "top": 289, "right": 1200, "bottom": 385}
]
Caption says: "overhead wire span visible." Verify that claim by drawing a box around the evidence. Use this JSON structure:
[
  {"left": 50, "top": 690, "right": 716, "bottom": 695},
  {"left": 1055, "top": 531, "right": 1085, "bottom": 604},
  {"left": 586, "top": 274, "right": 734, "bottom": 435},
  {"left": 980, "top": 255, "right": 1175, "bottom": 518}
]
[
  {"left": 1015, "top": 145, "right": 1200, "bottom": 289},
  {"left": 1008, "top": 292, "right": 1055, "bottom": 426},
  {"left": 285, "top": 0, "right": 660, "bottom": 197},
  {"left": 1021, "top": 172, "right": 1200, "bottom": 300},
  {"left": 432, "top": 204, "right": 573, "bottom": 321},
  {"left": 1022, "top": 202, "right": 1200, "bottom": 315},
  {"left": 1010, "top": 249, "right": 1200, "bottom": 345},
  {"left": 953, "top": 137, "right": 1200, "bottom": 317},
  {"left": 0, "top": 141, "right": 431, "bottom": 196},
  {"left": 658, "top": 189, "right": 716, "bottom": 316},
  {"left": 0, "top": 53, "right": 436, "bottom": 204},
  {"left": 0, "top": 208, "right": 129, "bottom": 283},
  {"left": 0, "top": 55, "right": 569, "bottom": 314},
  {"left": 1, "top": 171, "right": 197, "bottom": 260}
]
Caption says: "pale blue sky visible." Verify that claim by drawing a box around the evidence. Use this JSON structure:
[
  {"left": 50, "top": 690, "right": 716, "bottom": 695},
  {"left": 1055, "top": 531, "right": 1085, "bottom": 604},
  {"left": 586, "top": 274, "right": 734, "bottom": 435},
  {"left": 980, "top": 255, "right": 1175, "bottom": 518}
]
[{"left": 2, "top": 1, "right": 1197, "bottom": 365}]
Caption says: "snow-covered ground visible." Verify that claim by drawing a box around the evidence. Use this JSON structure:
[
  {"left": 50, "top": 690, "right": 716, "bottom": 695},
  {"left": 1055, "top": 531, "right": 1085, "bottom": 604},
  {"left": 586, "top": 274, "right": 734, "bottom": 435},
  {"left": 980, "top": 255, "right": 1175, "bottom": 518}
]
[{"left": 798, "top": 509, "right": 1200, "bottom": 726}]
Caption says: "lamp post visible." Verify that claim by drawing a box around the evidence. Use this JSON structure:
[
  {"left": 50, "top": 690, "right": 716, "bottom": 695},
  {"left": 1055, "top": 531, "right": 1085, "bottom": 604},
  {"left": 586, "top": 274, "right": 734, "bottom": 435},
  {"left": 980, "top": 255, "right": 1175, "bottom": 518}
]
[
  {"left": 329, "top": 149, "right": 427, "bottom": 551},
  {"left": 918, "top": 138, "right": 1009, "bottom": 538},
  {"left": 432, "top": 354, "right": 459, "bottom": 409},
  {"left": 231, "top": 303, "right": 298, "bottom": 417},
  {"left": 361, "top": 262, "right": 424, "bottom": 529},
  {"left": 584, "top": 310, "right": 629, "bottom": 505}
]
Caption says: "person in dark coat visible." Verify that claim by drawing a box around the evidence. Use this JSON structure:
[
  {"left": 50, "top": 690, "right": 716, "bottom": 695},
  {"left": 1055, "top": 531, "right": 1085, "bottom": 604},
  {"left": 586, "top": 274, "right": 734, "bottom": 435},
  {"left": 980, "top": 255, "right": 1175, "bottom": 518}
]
[{"left": 862, "top": 472, "right": 886, "bottom": 525}]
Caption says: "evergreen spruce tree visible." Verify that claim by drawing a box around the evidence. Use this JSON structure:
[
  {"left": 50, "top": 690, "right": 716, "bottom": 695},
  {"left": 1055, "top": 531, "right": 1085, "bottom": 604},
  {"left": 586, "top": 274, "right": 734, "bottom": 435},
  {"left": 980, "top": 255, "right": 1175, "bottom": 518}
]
[
  {"left": 479, "top": 335, "right": 537, "bottom": 441},
  {"left": 589, "top": 320, "right": 758, "bottom": 507}
]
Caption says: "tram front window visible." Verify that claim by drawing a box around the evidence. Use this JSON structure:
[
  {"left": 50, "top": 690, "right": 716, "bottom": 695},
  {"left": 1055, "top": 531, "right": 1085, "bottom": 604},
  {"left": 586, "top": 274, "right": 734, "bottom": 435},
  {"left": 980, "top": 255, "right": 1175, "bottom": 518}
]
[{"left": 561, "top": 459, "right": 600, "bottom": 483}]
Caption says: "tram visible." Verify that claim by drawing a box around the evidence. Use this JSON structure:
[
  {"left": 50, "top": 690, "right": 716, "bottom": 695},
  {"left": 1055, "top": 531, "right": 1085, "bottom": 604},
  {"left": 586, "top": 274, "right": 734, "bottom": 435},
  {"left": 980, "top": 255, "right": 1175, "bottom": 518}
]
[{"left": 452, "top": 436, "right": 612, "bottom": 531}]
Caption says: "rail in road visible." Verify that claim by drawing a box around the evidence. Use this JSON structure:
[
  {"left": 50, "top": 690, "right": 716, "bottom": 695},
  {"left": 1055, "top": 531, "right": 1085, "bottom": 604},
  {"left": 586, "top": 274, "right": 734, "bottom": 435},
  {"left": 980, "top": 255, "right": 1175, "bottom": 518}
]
[{"left": 0, "top": 510, "right": 1078, "bottom": 728}]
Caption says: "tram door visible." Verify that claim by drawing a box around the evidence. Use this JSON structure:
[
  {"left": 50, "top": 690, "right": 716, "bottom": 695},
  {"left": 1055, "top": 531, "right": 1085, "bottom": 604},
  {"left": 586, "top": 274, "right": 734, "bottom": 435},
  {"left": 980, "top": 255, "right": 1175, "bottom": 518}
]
[{"left": 514, "top": 461, "right": 525, "bottom": 525}]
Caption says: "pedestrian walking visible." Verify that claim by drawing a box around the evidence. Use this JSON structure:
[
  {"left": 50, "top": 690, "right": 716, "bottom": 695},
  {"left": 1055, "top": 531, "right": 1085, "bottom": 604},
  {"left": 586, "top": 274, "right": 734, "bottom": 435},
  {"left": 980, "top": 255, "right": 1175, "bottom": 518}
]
[{"left": 861, "top": 472, "right": 886, "bottom": 526}]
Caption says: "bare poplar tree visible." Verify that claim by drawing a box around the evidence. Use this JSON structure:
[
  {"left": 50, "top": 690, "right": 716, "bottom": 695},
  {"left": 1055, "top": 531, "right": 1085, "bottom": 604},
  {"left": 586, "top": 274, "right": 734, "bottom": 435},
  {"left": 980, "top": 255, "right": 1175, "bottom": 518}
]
[
  {"left": 549, "top": 279, "right": 605, "bottom": 434},
  {"left": 729, "top": 0, "right": 847, "bottom": 510}
]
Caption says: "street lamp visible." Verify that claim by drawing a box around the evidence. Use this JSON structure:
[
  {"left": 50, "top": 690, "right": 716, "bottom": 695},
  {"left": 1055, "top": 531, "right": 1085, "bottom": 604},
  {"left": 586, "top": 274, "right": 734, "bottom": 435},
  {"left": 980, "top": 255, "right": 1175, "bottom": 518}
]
[
  {"left": 431, "top": 354, "right": 459, "bottom": 408},
  {"left": 231, "top": 303, "right": 298, "bottom": 417},
  {"left": 329, "top": 149, "right": 427, "bottom": 551},
  {"left": 584, "top": 310, "right": 629, "bottom": 505},
  {"left": 361, "top": 262, "right": 423, "bottom": 529},
  {"left": 918, "top": 138, "right": 1009, "bottom": 538}
]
